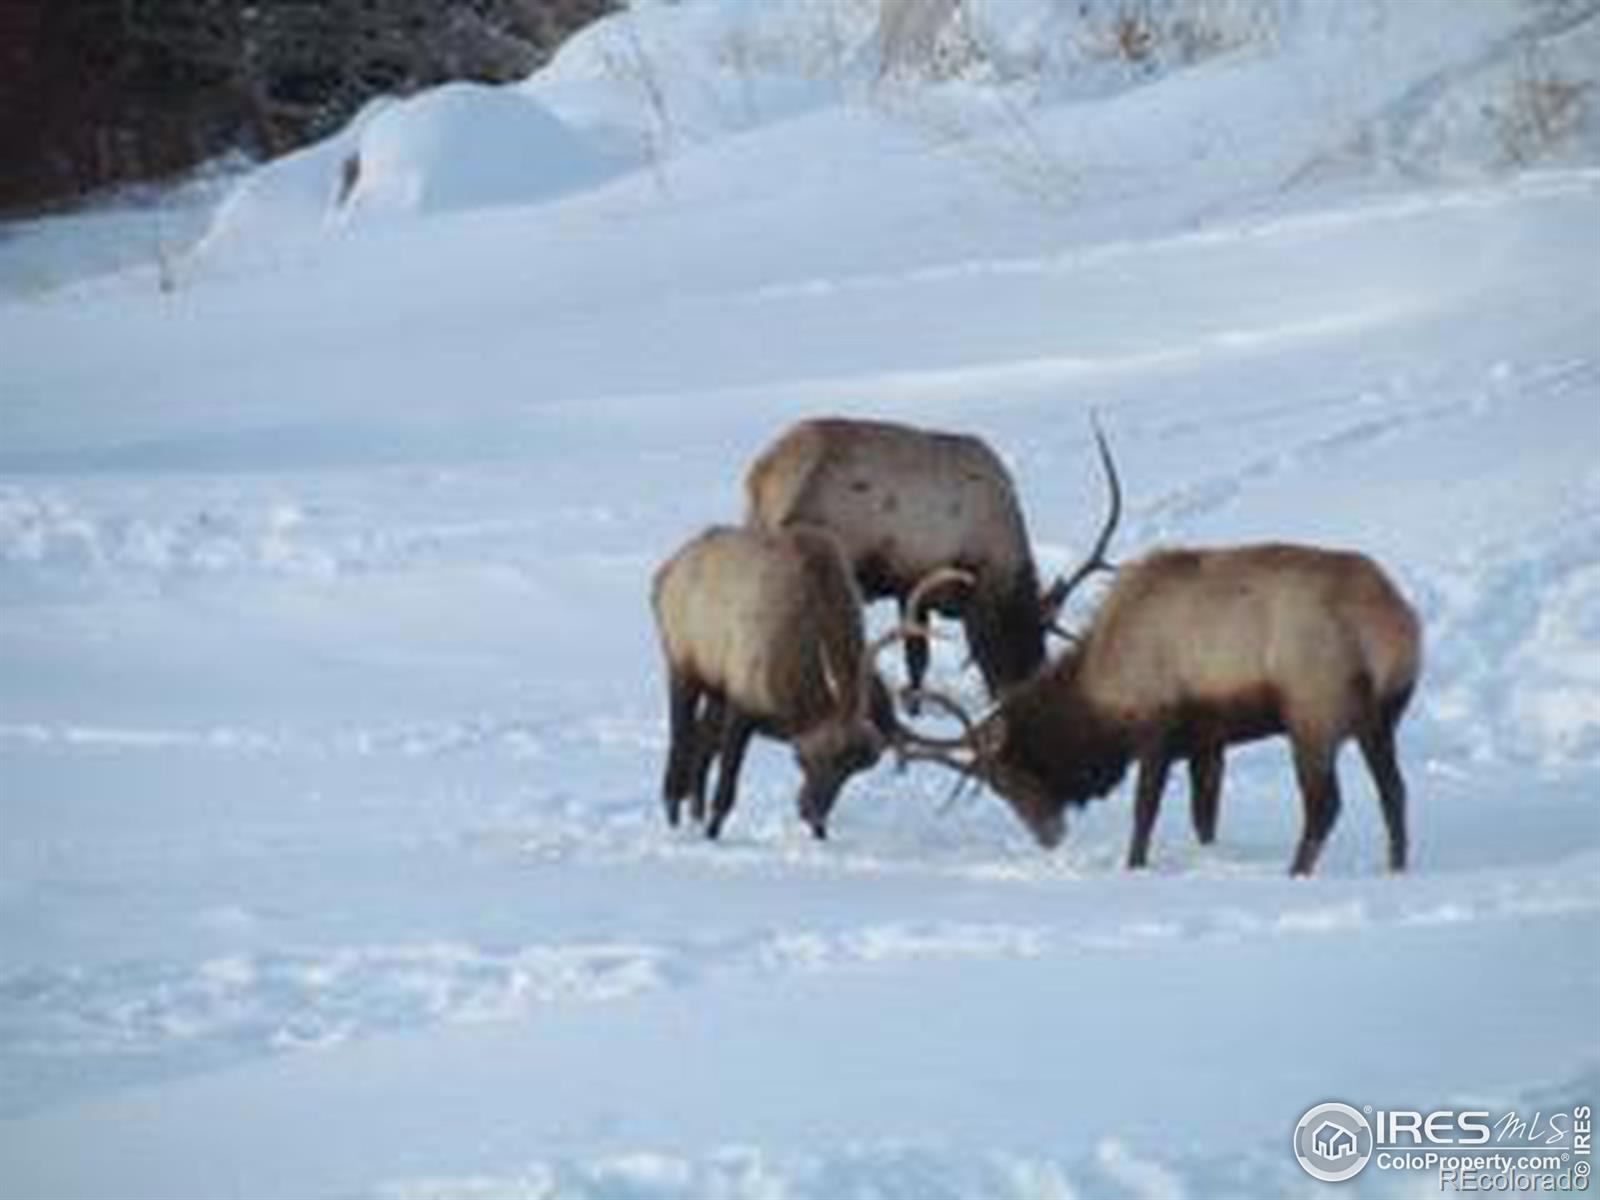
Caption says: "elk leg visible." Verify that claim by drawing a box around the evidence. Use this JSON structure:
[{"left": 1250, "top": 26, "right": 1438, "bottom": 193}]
[
  {"left": 1189, "top": 744, "right": 1224, "bottom": 845},
  {"left": 796, "top": 770, "right": 834, "bottom": 841},
  {"left": 1289, "top": 738, "right": 1342, "bottom": 876},
  {"left": 662, "top": 672, "right": 702, "bottom": 827},
  {"left": 688, "top": 695, "right": 725, "bottom": 824},
  {"left": 1358, "top": 718, "right": 1408, "bottom": 872},
  {"left": 1126, "top": 744, "right": 1172, "bottom": 869},
  {"left": 706, "top": 710, "right": 756, "bottom": 841},
  {"left": 900, "top": 595, "right": 931, "bottom": 714}
]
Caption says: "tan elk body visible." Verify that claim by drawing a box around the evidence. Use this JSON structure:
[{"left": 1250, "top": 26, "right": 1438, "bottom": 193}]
[
  {"left": 652, "top": 524, "right": 912, "bottom": 840},
  {"left": 745, "top": 418, "right": 1057, "bottom": 699},
  {"left": 969, "top": 543, "right": 1422, "bottom": 874}
]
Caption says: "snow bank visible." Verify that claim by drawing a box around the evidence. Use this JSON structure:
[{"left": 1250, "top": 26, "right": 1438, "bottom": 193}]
[
  {"left": 180, "top": 0, "right": 1599, "bottom": 277},
  {"left": 194, "top": 83, "right": 627, "bottom": 267},
  {"left": 531, "top": 0, "right": 877, "bottom": 143},
  {"left": 339, "top": 82, "right": 624, "bottom": 220}
]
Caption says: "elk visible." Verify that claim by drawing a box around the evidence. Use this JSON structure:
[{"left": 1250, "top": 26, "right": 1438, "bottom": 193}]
[
  {"left": 904, "top": 448, "right": 1423, "bottom": 876},
  {"left": 651, "top": 523, "right": 962, "bottom": 840},
  {"left": 745, "top": 417, "right": 1101, "bottom": 704}
]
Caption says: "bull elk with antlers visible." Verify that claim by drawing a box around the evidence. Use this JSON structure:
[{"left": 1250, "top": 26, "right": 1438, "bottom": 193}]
[
  {"left": 745, "top": 417, "right": 1094, "bottom": 704},
  {"left": 652, "top": 523, "right": 963, "bottom": 840},
  {"left": 903, "top": 438, "right": 1422, "bottom": 876}
]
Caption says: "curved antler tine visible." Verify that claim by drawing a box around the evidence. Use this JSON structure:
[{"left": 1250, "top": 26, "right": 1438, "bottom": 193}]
[
  {"left": 859, "top": 599, "right": 965, "bottom": 715},
  {"left": 897, "top": 742, "right": 979, "bottom": 777},
  {"left": 905, "top": 566, "right": 977, "bottom": 621},
  {"left": 858, "top": 622, "right": 929, "bottom": 719},
  {"left": 1089, "top": 413, "right": 1122, "bottom": 552},
  {"left": 936, "top": 764, "right": 987, "bottom": 815},
  {"left": 900, "top": 686, "right": 980, "bottom": 750},
  {"left": 1041, "top": 415, "right": 1122, "bottom": 623},
  {"left": 858, "top": 570, "right": 977, "bottom": 728},
  {"left": 890, "top": 567, "right": 979, "bottom": 709},
  {"left": 864, "top": 620, "right": 933, "bottom": 692},
  {"left": 1044, "top": 619, "right": 1082, "bottom": 646},
  {"left": 891, "top": 682, "right": 988, "bottom": 790},
  {"left": 865, "top": 626, "right": 908, "bottom": 669}
]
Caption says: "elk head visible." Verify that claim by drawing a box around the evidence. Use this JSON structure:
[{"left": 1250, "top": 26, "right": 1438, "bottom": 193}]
[{"left": 796, "top": 564, "right": 984, "bottom": 835}]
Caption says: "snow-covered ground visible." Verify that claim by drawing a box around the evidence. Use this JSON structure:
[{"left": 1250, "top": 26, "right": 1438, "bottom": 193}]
[{"left": 2, "top": 1, "right": 1597, "bottom": 1196}]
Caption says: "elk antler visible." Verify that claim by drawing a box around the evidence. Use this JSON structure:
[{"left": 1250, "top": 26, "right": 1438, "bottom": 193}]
[
  {"left": 1041, "top": 416, "right": 1122, "bottom": 628},
  {"left": 905, "top": 566, "right": 977, "bottom": 621},
  {"left": 899, "top": 686, "right": 980, "bottom": 751},
  {"left": 892, "top": 681, "right": 989, "bottom": 786},
  {"left": 855, "top": 622, "right": 944, "bottom": 717},
  {"left": 857, "top": 566, "right": 977, "bottom": 713}
]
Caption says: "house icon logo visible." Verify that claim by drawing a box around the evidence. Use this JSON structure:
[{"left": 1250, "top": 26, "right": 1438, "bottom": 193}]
[
  {"left": 1314, "top": 1121, "right": 1359, "bottom": 1160},
  {"left": 1295, "top": 1102, "right": 1374, "bottom": 1182}
]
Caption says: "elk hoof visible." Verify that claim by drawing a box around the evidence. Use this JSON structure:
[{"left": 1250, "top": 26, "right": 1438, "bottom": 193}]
[{"left": 1289, "top": 839, "right": 1320, "bottom": 875}]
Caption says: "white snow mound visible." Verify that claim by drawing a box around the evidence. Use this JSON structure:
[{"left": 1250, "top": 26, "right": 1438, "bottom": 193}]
[
  {"left": 194, "top": 82, "right": 626, "bottom": 266},
  {"left": 340, "top": 82, "right": 625, "bottom": 219}
]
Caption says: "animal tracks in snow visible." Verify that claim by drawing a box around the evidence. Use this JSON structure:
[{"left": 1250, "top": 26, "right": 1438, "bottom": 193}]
[
  {"left": 4, "top": 865, "right": 1591, "bottom": 1114},
  {"left": 1136, "top": 358, "right": 1596, "bottom": 538},
  {"left": 0, "top": 921, "right": 1050, "bottom": 1113},
  {"left": 370, "top": 1064, "right": 1600, "bottom": 1200}
]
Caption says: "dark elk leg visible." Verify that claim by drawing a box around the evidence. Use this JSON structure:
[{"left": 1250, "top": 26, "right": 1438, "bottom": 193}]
[
  {"left": 1358, "top": 717, "right": 1408, "bottom": 872},
  {"left": 900, "top": 595, "right": 931, "bottom": 715},
  {"left": 1189, "top": 745, "right": 1224, "bottom": 846},
  {"left": 1126, "top": 743, "right": 1173, "bottom": 869},
  {"left": 662, "top": 672, "right": 702, "bottom": 827},
  {"left": 706, "top": 709, "right": 756, "bottom": 841},
  {"left": 688, "top": 695, "right": 725, "bottom": 825},
  {"left": 796, "top": 773, "right": 833, "bottom": 841},
  {"left": 1289, "top": 737, "right": 1342, "bottom": 876}
]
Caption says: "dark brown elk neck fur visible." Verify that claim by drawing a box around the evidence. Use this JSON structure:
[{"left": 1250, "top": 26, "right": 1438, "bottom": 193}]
[
  {"left": 998, "top": 649, "right": 1131, "bottom": 807},
  {"left": 967, "top": 559, "right": 1048, "bottom": 692}
]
